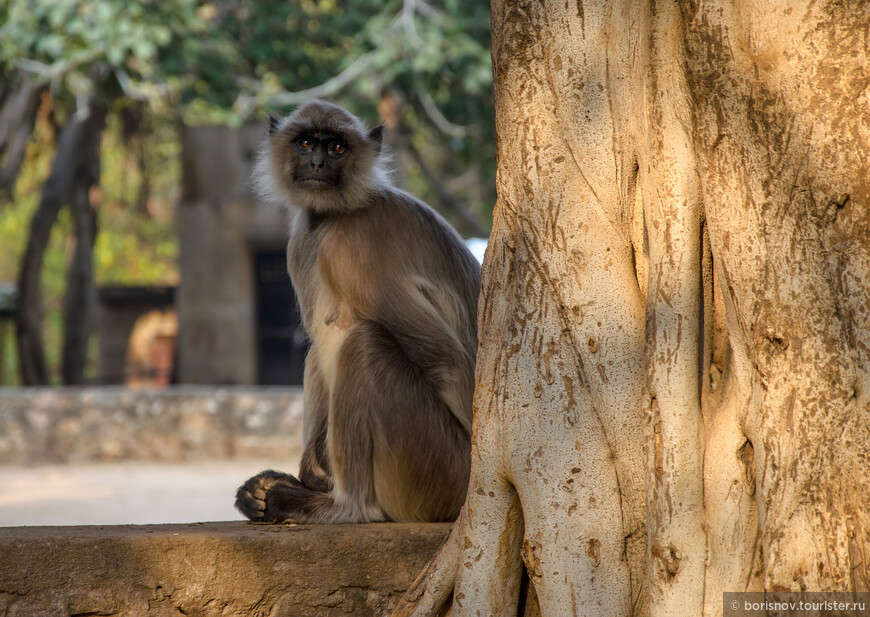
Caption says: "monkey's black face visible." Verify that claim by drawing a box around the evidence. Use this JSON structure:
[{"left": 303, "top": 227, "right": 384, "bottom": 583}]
[
  {"left": 266, "top": 101, "right": 384, "bottom": 212},
  {"left": 291, "top": 130, "right": 350, "bottom": 190}
]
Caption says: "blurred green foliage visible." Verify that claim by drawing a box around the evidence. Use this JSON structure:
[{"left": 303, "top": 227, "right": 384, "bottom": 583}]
[
  {"left": 0, "top": 0, "right": 493, "bottom": 139},
  {"left": 0, "top": 0, "right": 204, "bottom": 98},
  {"left": 94, "top": 112, "right": 180, "bottom": 284},
  {"left": 0, "top": 0, "right": 494, "bottom": 384}
]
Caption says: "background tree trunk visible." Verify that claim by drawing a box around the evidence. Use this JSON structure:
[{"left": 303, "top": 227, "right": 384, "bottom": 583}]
[
  {"left": 394, "top": 1, "right": 870, "bottom": 616},
  {"left": 16, "top": 102, "right": 106, "bottom": 386},
  {"left": 61, "top": 103, "right": 105, "bottom": 385}
]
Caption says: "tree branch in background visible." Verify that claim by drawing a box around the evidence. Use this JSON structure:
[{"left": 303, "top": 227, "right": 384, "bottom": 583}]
[
  {"left": 405, "top": 141, "right": 488, "bottom": 238},
  {"left": 0, "top": 77, "right": 42, "bottom": 197},
  {"left": 119, "top": 103, "right": 152, "bottom": 215},
  {"left": 378, "top": 89, "right": 488, "bottom": 238},
  {"left": 416, "top": 89, "right": 469, "bottom": 139},
  {"left": 238, "top": 51, "right": 376, "bottom": 117},
  {"left": 402, "top": 0, "right": 425, "bottom": 49}
]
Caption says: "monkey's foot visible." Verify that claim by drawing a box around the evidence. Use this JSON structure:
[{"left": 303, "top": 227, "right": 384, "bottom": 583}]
[{"left": 235, "top": 470, "right": 303, "bottom": 522}]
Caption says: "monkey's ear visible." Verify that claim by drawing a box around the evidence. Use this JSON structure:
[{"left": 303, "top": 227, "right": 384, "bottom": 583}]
[
  {"left": 269, "top": 114, "right": 281, "bottom": 135},
  {"left": 368, "top": 124, "right": 385, "bottom": 154}
]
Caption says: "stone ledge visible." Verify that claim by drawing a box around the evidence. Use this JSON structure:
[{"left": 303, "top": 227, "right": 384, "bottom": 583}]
[
  {"left": 0, "top": 521, "right": 451, "bottom": 617},
  {"left": 0, "top": 387, "right": 304, "bottom": 465}
]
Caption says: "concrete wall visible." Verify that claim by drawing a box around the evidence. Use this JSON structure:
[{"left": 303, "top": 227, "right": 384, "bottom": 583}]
[{"left": 0, "top": 387, "right": 303, "bottom": 465}]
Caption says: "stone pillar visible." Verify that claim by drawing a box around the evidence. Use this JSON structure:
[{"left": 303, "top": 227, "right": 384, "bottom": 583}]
[{"left": 176, "top": 123, "right": 264, "bottom": 385}]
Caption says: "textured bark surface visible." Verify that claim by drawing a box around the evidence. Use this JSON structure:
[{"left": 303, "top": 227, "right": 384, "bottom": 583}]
[
  {"left": 682, "top": 0, "right": 870, "bottom": 597},
  {"left": 394, "top": 1, "right": 870, "bottom": 616},
  {"left": 0, "top": 522, "right": 450, "bottom": 617}
]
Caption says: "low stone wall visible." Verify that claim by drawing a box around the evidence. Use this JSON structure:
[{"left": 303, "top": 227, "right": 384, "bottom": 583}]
[
  {"left": 0, "top": 522, "right": 451, "bottom": 617},
  {"left": 0, "top": 387, "right": 304, "bottom": 465}
]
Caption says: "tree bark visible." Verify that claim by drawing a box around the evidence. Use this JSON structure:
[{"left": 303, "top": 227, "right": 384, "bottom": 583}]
[
  {"left": 16, "top": 102, "right": 105, "bottom": 386},
  {"left": 681, "top": 0, "right": 870, "bottom": 596},
  {"left": 394, "top": 1, "right": 870, "bottom": 616}
]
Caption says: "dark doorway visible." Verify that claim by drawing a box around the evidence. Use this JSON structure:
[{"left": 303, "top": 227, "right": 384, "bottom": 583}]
[{"left": 254, "top": 250, "right": 308, "bottom": 385}]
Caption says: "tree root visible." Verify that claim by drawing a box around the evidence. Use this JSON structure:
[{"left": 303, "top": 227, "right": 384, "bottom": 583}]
[{"left": 392, "top": 509, "right": 465, "bottom": 617}]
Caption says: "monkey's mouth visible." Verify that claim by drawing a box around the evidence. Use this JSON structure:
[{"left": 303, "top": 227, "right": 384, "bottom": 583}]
[{"left": 297, "top": 178, "right": 332, "bottom": 189}]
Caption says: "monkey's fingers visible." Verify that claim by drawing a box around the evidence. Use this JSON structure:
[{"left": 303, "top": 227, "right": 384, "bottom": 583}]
[{"left": 235, "top": 479, "right": 267, "bottom": 521}]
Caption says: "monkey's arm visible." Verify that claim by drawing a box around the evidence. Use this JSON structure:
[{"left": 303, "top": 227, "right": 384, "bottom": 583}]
[
  {"left": 385, "top": 282, "right": 477, "bottom": 434},
  {"left": 299, "top": 354, "right": 332, "bottom": 492}
]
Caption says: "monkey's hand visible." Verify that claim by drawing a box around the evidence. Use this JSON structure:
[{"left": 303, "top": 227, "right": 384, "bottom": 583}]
[{"left": 235, "top": 470, "right": 302, "bottom": 522}]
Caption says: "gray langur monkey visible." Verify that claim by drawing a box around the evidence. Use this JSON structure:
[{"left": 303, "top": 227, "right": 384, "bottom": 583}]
[{"left": 235, "top": 100, "right": 480, "bottom": 524}]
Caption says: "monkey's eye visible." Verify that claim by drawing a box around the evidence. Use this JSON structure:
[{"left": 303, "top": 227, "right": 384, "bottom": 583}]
[
  {"left": 329, "top": 142, "right": 347, "bottom": 155},
  {"left": 297, "top": 139, "right": 313, "bottom": 149}
]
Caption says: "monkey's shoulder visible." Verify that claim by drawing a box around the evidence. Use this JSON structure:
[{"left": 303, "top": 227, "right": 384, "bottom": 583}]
[
  {"left": 290, "top": 188, "right": 479, "bottom": 292},
  {"left": 301, "top": 190, "right": 442, "bottom": 246},
  {"left": 369, "top": 189, "right": 473, "bottom": 255}
]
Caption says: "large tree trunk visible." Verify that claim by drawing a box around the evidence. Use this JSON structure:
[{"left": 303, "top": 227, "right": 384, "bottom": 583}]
[
  {"left": 394, "top": 1, "right": 870, "bottom": 616},
  {"left": 683, "top": 0, "right": 870, "bottom": 596}
]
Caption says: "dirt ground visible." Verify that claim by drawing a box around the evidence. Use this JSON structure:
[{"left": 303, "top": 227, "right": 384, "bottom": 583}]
[{"left": 0, "top": 458, "right": 300, "bottom": 526}]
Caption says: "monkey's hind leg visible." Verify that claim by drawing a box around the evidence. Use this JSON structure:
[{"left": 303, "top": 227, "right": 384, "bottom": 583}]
[
  {"left": 239, "top": 320, "right": 470, "bottom": 524},
  {"left": 234, "top": 356, "right": 338, "bottom": 523},
  {"left": 236, "top": 469, "right": 340, "bottom": 523},
  {"left": 327, "top": 320, "right": 471, "bottom": 523},
  {"left": 238, "top": 321, "right": 393, "bottom": 524}
]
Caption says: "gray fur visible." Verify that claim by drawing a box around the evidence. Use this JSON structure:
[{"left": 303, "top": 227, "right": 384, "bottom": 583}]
[{"left": 236, "top": 100, "right": 480, "bottom": 524}]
